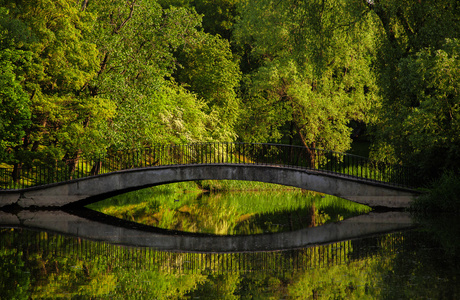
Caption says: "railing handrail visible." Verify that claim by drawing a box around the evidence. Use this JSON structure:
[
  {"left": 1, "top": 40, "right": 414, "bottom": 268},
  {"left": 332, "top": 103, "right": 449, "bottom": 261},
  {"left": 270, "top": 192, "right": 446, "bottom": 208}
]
[{"left": 0, "top": 142, "right": 419, "bottom": 190}]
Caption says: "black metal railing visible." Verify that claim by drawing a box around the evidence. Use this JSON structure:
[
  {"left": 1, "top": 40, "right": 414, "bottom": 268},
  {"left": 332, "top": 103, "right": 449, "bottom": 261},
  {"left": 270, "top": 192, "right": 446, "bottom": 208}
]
[{"left": 0, "top": 143, "right": 417, "bottom": 190}]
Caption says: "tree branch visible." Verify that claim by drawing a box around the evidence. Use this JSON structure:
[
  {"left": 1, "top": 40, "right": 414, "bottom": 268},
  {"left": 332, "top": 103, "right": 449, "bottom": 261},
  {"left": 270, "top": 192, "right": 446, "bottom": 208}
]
[
  {"left": 81, "top": 0, "right": 89, "bottom": 11},
  {"left": 113, "top": 1, "right": 136, "bottom": 34},
  {"left": 363, "top": 0, "right": 396, "bottom": 44}
]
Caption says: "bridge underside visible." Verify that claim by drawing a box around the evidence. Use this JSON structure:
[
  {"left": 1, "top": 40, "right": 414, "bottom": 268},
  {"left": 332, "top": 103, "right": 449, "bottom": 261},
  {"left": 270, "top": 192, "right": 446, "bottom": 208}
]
[{"left": 0, "top": 164, "right": 420, "bottom": 208}]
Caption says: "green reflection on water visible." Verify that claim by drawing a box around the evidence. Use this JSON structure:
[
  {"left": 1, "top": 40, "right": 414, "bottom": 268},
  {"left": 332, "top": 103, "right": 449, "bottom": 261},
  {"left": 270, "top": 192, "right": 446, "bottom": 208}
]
[
  {"left": 1, "top": 228, "right": 459, "bottom": 299},
  {"left": 87, "top": 183, "right": 371, "bottom": 235},
  {"left": 1, "top": 185, "right": 459, "bottom": 299}
]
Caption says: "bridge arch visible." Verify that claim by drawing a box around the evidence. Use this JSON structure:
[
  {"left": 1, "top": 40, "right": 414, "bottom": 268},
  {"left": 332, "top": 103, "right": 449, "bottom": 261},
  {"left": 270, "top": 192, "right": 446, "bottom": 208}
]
[{"left": 1, "top": 164, "right": 420, "bottom": 208}]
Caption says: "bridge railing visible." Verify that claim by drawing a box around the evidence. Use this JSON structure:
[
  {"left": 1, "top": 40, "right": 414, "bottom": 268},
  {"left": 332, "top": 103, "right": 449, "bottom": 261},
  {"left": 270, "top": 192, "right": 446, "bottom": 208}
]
[{"left": 0, "top": 143, "right": 416, "bottom": 190}]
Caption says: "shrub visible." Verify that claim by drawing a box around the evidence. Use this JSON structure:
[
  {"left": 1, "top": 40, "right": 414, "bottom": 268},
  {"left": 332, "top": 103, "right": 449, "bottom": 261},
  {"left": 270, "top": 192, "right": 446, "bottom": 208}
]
[{"left": 411, "top": 171, "right": 460, "bottom": 213}]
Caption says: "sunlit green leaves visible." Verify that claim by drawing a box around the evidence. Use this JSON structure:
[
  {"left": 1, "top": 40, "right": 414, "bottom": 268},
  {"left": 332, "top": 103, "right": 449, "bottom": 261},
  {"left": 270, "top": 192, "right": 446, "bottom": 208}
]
[
  {"left": 368, "top": 0, "right": 460, "bottom": 177},
  {"left": 234, "top": 0, "right": 378, "bottom": 151},
  {"left": 175, "top": 32, "right": 241, "bottom": 141},
  {"left": 0, "top": 49, "right": 31, "bottom": 162},
  {"left": 16, "top": 0, "right": 99, "bottom": 92},
  {"left": 1, "top": 0, "right": 242, "bottom": 168},
  {"left": 0, "top": 1, "right": 104, "bottom": 165},
  {"left": 86, "top": 1, "right": 230, "bottom": 148},
  {"left": 379, "top": 38, "right": 460, "bottom": 174}
]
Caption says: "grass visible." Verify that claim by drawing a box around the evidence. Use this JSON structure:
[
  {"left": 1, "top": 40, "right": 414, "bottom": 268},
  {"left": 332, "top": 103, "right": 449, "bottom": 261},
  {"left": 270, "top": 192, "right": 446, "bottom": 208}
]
[{"left": 196, "top": 180, "right": 293, "bottom": 192}]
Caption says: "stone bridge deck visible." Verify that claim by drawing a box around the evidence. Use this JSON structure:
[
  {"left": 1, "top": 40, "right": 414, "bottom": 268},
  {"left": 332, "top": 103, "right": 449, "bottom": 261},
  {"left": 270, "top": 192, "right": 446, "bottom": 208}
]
[{"left": 0, "top": 164, "right": 422, "bottom": 209}]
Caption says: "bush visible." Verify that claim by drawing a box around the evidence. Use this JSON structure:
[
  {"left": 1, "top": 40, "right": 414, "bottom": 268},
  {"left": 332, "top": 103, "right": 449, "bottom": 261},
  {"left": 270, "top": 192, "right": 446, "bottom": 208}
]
[{"left": 411, "top": 171, "right": 460, "bottom": 213}]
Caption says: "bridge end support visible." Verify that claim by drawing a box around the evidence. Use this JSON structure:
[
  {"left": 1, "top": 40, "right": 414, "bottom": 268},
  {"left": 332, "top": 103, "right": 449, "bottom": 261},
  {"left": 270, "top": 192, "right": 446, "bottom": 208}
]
[
  {"left": 0, "top": 192, "right": 21, "bottom": 208},
  {"left": 342, "top": 195, "right": 416, "bottom": 209}
]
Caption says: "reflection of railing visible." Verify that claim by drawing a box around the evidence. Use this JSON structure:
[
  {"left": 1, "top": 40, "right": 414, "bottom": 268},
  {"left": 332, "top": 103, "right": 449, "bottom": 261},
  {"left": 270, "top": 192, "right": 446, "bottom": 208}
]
[
  {"left": 0, "top": 209, "right": 415, "bottom": 252},
  {"left": 0, "top": 228, "right": 408, "bottom": 274},
  {"left": 0, "top": 143, "right": 417, "bottom": 190}
]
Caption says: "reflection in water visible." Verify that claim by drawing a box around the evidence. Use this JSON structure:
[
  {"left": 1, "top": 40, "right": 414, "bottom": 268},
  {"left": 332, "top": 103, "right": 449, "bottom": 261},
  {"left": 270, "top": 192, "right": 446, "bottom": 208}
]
[
  {"left": 87, "top": 188, "right": 372, "bottom": 235},
  {"left": 0, "top": 228, "right": 400, "bottom": 298},
  {"left": 2, "top": 229, "right": 387, "bottom": 274},
  {"left": 1, "top": 187, "right": 459, "bottom": 298},
  {"left": 0, "top": 209, "right": 414, "bottom": 252},
  {"left": 1, "top": 227, "right": 459, "bottom": 299}
]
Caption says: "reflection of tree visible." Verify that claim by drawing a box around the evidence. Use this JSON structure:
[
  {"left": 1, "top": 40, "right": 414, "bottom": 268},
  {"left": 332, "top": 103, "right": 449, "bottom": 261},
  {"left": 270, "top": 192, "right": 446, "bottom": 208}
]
[
  {"left": 0, "top": 229, "right": 208, "bottom": 298},
  {"left": 89, "top": 189, "right": 371, "bottom": 235},
  {"left": 0, "top": 230, "right": 31, "bottom": 300},
  {"left": 289, "top": 258, "right": 380, "bottom": 299},
  {"left": 187, "top": 274, "right": 241, "bottom": 299},
  {"left": 372, "top": 222, "right": 460, "bottom": 299},
  {"left": 1, "top": 228, "right": 417, "bottom": 298}
]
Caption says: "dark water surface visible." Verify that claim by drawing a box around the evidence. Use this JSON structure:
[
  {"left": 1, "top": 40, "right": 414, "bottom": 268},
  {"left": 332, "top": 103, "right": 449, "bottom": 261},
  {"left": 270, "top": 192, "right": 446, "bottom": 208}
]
[{"left": 1, "top": 188, "right": 459, "bottom": 299}]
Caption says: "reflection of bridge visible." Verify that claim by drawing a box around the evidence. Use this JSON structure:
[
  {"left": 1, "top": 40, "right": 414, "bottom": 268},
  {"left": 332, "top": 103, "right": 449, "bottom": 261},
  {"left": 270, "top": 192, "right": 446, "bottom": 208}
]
[
  {"left": 1, "top": 216, "right": 413, "bottom": 274},
  {"left": 0, "top": 143, "right": 422, "bottom": 208},
  {"left": 0, "top": 209, "right": 415, "bottom": 253}
]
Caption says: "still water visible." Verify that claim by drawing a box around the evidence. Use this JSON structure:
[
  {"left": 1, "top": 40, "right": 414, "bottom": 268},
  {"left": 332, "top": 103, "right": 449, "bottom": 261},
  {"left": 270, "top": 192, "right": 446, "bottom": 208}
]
[{"left": 1, "top": 185, "right": 459, "bottom": 299}]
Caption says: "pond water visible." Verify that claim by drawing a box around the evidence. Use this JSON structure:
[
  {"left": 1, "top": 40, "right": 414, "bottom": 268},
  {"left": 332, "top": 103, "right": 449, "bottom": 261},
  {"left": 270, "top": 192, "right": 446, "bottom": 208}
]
[{"left": 1, "top": 184, "right": 459, "bottom": 299}]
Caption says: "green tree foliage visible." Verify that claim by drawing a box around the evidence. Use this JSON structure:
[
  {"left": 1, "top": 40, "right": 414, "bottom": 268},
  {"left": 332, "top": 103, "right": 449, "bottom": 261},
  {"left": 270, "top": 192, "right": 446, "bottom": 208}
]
[
  {"left": 0, "top": 0, "right": 112, "bottom": 169},
  {"left": 174, "top": 32, "right": 241, "bottom": 141},
  {"left": 3, "top": 0, "right": 459, "bottom": 187},
  {"left": 155, "top": 0, "right": 242, "bottom": 141},
  {"left": 0, "top": 0, "right": 242, "bottom": 176},
  {"left": 194, "top": 0, "right": 239, "bottom": 40},
  {"left": 0, "top": 48, "right": 31, "bottom": 163},
  {"left": 233, "top": 0, "right": 378, "bottom": 152},
  {"left": 157, "top": 0, "right": 239, "bottom": 40},
  {"left": 412, "top": 171, "right": 460, "bottom": 213},
  {"left": 396, "top": 40, "right": 460, "bottom": 175},
  {"left": 0, "top": 8, "right": 32, "bottom": 164},
  {"left": 85, "top": 0, "right": 213, "bottom": 147},
  {"left": 367, "top": 0, "right": 460, "bottom": 178}
]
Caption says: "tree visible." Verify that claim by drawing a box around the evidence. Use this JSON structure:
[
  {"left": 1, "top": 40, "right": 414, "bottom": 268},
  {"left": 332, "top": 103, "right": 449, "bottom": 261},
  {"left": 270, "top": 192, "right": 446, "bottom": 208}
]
[
  {"left": 174, "top": 32, "right": 241, "bottom": 141},
  {"left": 0, "top": 7, "right": 32, "bottom": 163},
  {"left": 0, "top": 48, "right": 31, "bottom": 164},
  {"left": 0, "top": 0, "right": 114, "bottom": 180},
  {"left": 86, "top": 0, "right": 228, "bottom": 147},
  {"left": 366, "top": 0, "right": 460, "bottom": 178},
  {"left": 157, "top": 0, "right": 240, "bottom": 40},
  {"left": 233, "top": 0, "right": 378, "bottom": 154},
  {"left": 1, "top": 0, "right": 244, "bottom": 184},
  {"left": 194, "top": 0, "right": 239, "bottom": 40},
  {"left": 374, "top": 39, "right": 460, "bottom": 177}
]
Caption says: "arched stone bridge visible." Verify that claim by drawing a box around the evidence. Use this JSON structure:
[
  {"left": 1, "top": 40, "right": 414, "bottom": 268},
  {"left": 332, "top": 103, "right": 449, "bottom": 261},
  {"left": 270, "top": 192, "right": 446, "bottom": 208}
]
[
  {"left": 0, "top": 143, "right": 422, "bottom": 208},
  {"left": 0, "top": 164, "right": 420, "bottom": 208}
]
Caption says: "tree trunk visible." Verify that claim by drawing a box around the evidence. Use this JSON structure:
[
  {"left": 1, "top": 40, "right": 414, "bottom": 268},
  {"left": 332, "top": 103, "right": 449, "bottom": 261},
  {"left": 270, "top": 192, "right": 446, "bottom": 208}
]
[
  {"left": 90, "top": 160, "right": 102, "bottom": 176},
  {"left": 63, "top": 151, "right": 81, "bottom": 180},
  {"left": 296, "top": 130, "right": 317, "bottom": 169},
  {"left": 308, "top": 202, "right": 317, "bottom": 228},
  {"left": 12, "top": 163, "right": 21, "bottom": 184}
]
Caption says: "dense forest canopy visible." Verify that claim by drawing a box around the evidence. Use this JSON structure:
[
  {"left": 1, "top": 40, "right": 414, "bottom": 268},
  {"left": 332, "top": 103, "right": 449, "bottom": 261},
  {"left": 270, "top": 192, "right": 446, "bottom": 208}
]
[{"left": 1, "top": 0, "right": 459, "bottom": 181}]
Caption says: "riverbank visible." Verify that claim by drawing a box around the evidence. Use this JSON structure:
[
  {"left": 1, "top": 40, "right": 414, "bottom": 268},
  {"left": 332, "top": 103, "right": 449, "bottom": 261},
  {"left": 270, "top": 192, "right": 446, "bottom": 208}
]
[
  {"left": 148, "top": 180, "right": 297, "bottom": 194},
  {"left": 410, "top": 172, "right": 460, "bottom": 213}
]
